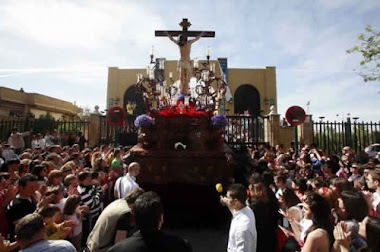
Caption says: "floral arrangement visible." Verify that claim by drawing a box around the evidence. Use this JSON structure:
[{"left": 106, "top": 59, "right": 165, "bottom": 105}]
[
  {"left": 177, "top": 94, "right": 185, "bottom": 101},
  {"left": 134, "top": 114, "right": 153, "bottom": 128},
  {"left": 211, "top": 114, "right": 228, "bottom": 128}
]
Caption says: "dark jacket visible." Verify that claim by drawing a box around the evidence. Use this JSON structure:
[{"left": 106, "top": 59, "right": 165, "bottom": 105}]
[{"left": 108, "top": 230, "right": 192, "bottom": 252}]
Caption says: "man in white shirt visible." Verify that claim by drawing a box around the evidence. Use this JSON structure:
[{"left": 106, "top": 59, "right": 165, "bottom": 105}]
[
  {"left": 114, "top": 162, "right": 140, "bottom": 199},
  {"left": 221, "top": 183, "right": 257, "bottom": 252},
  {"left": 8, "top": 128, "right": 30, "bottom": 154}
]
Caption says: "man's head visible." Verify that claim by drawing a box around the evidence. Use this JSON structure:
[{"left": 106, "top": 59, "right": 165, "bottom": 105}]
[
  {"left": 367, "top": 169, "right": 380, "bottom": 190},
  {"left": 78, "top": 171, "right": 91, "bottom": 186},
  {"left": 134, "top": 191, "right": 163, "bottom": 232},
  {"left": 125, "top": 188, "right": 145, "bottom": 206},
  {"left": 15, "top": 213, "right": 46, "bottom": 246},
  {"left": 226, "top": 183, "right": 247, "bottom": 210},
  {"left": 274, "top": 174, "right": 287, "bottom": 188},
  {"left": 18, "top": 174, "right": 39, "bottom": 197},
  {"left": 178, "top": 34, "right": 187, "bottom": 46},
  {"left": 322, "top": 160, "right": 339, "bottom": 177},
  {"left": 64, "top": 174, "right": 78, "bottom": 187},
  {"left": 6, "top": 159, "right": 20, "bottom": 172},
  {"left": 128, "top": 162, "right": 140, "bottom": 177}
]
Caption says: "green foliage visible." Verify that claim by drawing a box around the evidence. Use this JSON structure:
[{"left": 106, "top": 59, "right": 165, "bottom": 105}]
[
  {"left": 347, "top": 25, "right": 380, "bottom": 82},
  {"left": 57, "top": 121, "right": 82, "bottom": 134},
  {"left": 33, "top": 112, "right": 56, "bottom": 134}
]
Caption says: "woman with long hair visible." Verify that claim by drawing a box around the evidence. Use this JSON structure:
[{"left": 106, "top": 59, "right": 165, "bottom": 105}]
[
  {"left": 333, "top": 190, "right": 369, "bottom": 251},
  {"left": 301, "top": 192, "right": 333, "bottom": 252}
]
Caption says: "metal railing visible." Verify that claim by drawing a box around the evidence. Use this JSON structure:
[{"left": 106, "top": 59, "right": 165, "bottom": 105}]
[
  {"left": 0, "top": 118, "right": 90, "bottom": 147},
  {"left": 99, "top": 115, "right": 137, "bottom": 146},
  {"left": 224, "top": 115, "right": 266, "bottom": 149},
  {"left": 313, "top": 118, "right": 380, "bottom": 155}
]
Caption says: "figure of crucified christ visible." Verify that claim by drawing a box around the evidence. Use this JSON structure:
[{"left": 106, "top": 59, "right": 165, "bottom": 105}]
[{"left": 165, "top": 31, "right": 205, "bottom": 95}]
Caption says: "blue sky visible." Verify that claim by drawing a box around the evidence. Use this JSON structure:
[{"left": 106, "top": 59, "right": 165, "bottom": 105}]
[{"left": 0, "top": 0, "right": 379, "bottom": 121}]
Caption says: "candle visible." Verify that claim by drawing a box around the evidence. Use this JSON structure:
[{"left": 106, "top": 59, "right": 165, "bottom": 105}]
[
  {"left": 169, "top": 72, "right": 173, "bottom": 79},
  {"left": 194, "top": 59, "right": 199, "bottom": 68},
  {"left": 203, "top": 71, "right": 209, "bottom": 81},
  {"left": 150, "top": 46, "right": 154, "bottom": 56},
  {"left": 206, "top": 47, "right": 210, "bottom": 57}
]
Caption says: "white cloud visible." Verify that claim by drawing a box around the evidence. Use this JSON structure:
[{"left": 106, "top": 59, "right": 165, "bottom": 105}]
[
  {"left": 0, "top": 1, "right": 165, "bottom": 49},
  {"left": 317, "top": 0, "right": 380, "bottom": 12}
]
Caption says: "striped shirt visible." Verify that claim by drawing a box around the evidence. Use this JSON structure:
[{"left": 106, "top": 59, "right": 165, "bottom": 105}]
[{"left": 77, "top": 184, "right": 102, "bottom": 220}]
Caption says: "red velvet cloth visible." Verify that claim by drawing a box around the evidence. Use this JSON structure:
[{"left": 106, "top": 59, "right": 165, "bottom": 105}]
[{"left": 152, "top": 102, "right": 212, "bottom": 117}]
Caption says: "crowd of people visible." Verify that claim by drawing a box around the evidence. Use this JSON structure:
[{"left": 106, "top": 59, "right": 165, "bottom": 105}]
[
  {"left": 0, "top": 128, "right": 380, "bottom": 252},
  {"left": 235, "top": 143, "right": 380, "bottom": 252}
]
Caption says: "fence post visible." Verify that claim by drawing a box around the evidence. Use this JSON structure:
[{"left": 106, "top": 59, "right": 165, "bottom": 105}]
[
  {"left": 299, "top": 115, "right": 313, "bottom": 146},
  {"left": 88, "top": 113, "right": 101, "bottom": 147},
  {"left": 265, "top": 114, "right": 280, "bottom": 147},
  {"left": 344, "top": 117, "right": 352, "bottom": 147}
]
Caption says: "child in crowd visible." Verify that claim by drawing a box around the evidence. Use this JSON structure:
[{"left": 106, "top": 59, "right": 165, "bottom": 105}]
[
  {"left": 38, "top": 204, "right": 74, "bottom": 240},
  {"left": 63, "top": 194, "right": 85, "bottom": 250}
]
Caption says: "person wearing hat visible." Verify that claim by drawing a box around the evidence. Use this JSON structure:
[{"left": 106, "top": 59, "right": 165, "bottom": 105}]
[
  {"left": 8, "top": 128, "right": 30, "bottom": 155},
  {"left": 114, "top": 162, "right": 140, "bottom": 199}
]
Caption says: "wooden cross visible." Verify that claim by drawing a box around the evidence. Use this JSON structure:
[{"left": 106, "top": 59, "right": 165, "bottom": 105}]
[{"left": 155, "top": 18, "right": 215, "bottom": 41}]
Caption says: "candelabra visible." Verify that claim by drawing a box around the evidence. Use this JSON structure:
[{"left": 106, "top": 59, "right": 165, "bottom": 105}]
[{"left": 135, "top": 49, "right": 227, "bottom": 114}]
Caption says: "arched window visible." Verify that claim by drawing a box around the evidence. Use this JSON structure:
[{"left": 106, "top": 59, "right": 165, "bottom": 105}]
[
  {"left": 234, "top": 84, "right": 260, "bottom": 116},
  {"left": 123, "top": 86, "right": 145, "bottom": 116}
]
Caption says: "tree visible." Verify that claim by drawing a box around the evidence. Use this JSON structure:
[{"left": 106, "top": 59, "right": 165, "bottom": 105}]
[
  {"left": 33, "top": 112, "right": 56, "bottom": 133},
  {"left": 347, "top": 25, "right": 380, "bottom": 82}
]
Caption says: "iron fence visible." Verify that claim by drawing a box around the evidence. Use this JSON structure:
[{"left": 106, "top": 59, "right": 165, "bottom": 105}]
[
  {"left": 0, "top": 118, "right": 90, "bottom": 147},
  {"left": 313, "top": 118, "right": 380, "bottom": 155},
  {"left": 99, "top": 115, "right": 137, "bottom": 146},
  {"left": 224, "top": 115, "right": 266, "bottom": 149}
]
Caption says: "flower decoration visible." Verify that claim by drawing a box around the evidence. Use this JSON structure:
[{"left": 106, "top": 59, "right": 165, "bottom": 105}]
[
  {"left": 177, "top": 94, "right": 185, "bottom": 101},
  {"left": 211, "top": 114, "right": 228, "bottom": 128},
  {"left": 134, "top": 114, "right": 153, "bottom": 128}
]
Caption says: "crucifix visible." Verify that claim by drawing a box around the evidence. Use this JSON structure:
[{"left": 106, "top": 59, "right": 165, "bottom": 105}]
[{"left": 155, "top": 18, "right": 215, "bottom": 95}]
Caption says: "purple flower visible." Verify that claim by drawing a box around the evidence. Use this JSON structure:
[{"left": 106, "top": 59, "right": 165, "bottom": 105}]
[
  {"left": 177, "top": 94, "right": 185, "bottom": 101},
  {"left": 134, "top": 114, "right": 153, "bottom": 128},
  {"left": 211, "top": 114, "right": 228, "bottom": 128}
]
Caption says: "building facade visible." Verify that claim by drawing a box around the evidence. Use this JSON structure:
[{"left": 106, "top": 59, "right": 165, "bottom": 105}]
[
  {"left": 106, "top": 59, "right": 277, "bottom": 117},
  {"left": 0, "top": 87, "right": 82, "bottom": 120}
]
